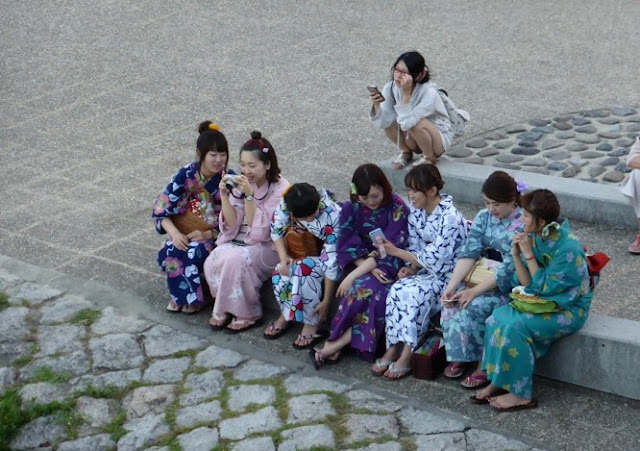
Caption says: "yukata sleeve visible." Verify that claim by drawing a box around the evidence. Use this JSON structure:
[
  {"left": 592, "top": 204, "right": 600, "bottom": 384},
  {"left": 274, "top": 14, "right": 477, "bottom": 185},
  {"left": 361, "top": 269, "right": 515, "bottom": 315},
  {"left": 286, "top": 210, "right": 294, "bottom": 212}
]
[
  {"left": 406, "top": 208, "right": 421, "bottom": 256},
  {"left": 526, "top": 237, "right": 590, "bottom": 308},
  {"left": 217, "top": 195, "right": 244, "bottom": 243},
  {"left": 494, "top": 251, "right": 518, "bottom": 294},
  {"left": 415, "top": 212, "right": 467, "bottom": 276},
  {"left": 319, "top": 200, "right": 342, "bottom": 281},
  {"left": 336, "top": 202, "right": 369, "bottom": 269},
  {"left": 373, "top": 196, "right": 409, "bottom": 263},
  {"left": 394, "top": 87, "right": 440, "bottom": 131},
  {"left": 270, "top": 196, "right": 291, "bottom": 241},
  {"left": 369, "top": 82, "right": 398, "bottom": 130},
  {"left": 246, "top": 178, "right": 289, "bottom": 243},
  {"left": 457, "top": 210, "right": 487, "bottom": 260},
  {"left": 151, "top": 166, "right": 190, "bottom": 234}
]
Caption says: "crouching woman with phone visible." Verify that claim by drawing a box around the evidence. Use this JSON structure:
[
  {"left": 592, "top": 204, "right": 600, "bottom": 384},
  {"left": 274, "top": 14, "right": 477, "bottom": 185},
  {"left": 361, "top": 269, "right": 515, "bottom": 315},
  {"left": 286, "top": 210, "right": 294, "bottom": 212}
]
[{"left": 310, "top": 164, "right": 409, "bottom": 368}]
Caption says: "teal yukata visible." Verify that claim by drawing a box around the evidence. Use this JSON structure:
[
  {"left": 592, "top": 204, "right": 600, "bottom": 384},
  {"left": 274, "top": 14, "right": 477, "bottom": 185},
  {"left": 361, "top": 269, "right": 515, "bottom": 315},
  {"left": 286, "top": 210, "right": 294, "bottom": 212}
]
[
  {"left": 441, "top": 208, "right": 524, "bottom": 363},
  {"left": 482, "top": 220, "right": 592, "bottom": 400}
]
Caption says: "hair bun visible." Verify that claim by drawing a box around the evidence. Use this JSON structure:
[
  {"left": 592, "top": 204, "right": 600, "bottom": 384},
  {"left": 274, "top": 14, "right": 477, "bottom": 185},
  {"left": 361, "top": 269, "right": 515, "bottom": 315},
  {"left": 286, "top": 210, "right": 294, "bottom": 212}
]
[
  {"left": 198, "top": 120, "right": 217, "bottom": 134},
  {"left": 250, "top": 130, "right": 262, "bottom": 140}
]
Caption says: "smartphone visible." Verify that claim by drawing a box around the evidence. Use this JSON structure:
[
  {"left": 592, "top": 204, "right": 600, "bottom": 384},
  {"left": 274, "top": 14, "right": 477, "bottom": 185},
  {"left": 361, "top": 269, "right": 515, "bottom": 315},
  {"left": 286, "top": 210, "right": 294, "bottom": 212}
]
[
  {"left": 369, "top": 228, "right": 387, "bottom": 258},
  {"left": 367, "top": 85, "right": 384, "bottom": 101},
  {"left": 442, "top": 299, "right": 458, "bottom": 308}
]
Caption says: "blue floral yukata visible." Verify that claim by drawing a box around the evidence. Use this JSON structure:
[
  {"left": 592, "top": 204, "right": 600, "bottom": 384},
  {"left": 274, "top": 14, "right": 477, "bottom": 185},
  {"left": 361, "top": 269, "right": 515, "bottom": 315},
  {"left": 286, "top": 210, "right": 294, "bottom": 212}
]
[
  {"left": 152, "top": 162, "right": 230, "bottom": 307},
  {"left": 329, "top": 194, "right": 409, "bottom": 362},
  {"left": 482, "top": 220, "right": 592, "bottom": 400},
  {"left": 271, "top": 189, "right": 342, "bottom": 326},
  {"left": 385, "top": 195, "right": 469, "bottom": 350},
  {"left": 441, "top": 208, "right": 524, "bottom": 363}
]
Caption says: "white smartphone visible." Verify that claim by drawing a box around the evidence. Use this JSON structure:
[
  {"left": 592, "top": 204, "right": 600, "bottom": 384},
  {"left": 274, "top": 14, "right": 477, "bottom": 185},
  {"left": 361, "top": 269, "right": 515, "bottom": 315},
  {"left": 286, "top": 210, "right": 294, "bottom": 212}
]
[{"left": 369, "top": 228, "right": 387, "bottom": 258}]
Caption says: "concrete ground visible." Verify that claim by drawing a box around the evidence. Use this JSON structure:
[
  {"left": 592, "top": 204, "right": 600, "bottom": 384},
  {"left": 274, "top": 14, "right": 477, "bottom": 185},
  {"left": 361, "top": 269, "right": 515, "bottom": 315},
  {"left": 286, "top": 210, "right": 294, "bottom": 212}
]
[{"left": 2, "top": 1, "right": 640, "bottom": 450}]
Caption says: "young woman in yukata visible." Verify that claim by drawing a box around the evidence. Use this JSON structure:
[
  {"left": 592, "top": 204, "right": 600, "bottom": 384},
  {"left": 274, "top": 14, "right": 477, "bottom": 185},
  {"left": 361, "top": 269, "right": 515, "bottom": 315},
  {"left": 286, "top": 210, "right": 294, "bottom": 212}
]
[
  {"left": 473, "top": 189, "right": 593, "bottom": 411},
  {"left": 265, "top": 183, "right": 342, "bottom": 349},
  {"left": 372, "top": 164, "right": 469, "bottom": 380},
  {"left": 153, "top": 121, "right": 232, "bottom": 314},
  {"left": 310, "top": 164, "right": 409, "bottom": 368},
  {"left": 440, "top": 171, "right": 524, "bottom": 388},
  {"left": 203, "top": 131, "right": 289, "bottom": 333},
  {"left": 369, "top": 50, "right": 454, "bottom": 169}
]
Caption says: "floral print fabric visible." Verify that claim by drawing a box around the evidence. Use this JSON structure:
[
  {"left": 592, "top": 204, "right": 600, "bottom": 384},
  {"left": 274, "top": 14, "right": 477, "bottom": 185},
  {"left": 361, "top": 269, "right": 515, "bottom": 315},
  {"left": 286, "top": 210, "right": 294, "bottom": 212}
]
[
  {"left": 152, "top": 162, "right": 226, "bottom": 306},
  {"left": 328, "top": 194, "right": 409, "bottom": 362},
  {"left": 385, "top": 195, "right": 469, "bottom": 350},
  {"left": 270, "top": 189, "right": 342, "bottom": 325},
  {"left": 441, "top": 207, "right": 524, "bottom": 362},
  {"left": 482, "top": 220, "right": 592, "bottom": 399}
]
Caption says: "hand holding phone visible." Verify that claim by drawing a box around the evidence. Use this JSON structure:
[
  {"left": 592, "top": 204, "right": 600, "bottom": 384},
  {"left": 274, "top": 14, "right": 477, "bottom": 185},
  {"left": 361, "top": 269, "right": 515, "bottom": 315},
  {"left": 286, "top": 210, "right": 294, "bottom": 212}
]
[
  {"left": 367, "top": 85, "right": 385, "bottom": 102},
  {"left": 369, "top": 228, "right": 387, "bottom": 258}
]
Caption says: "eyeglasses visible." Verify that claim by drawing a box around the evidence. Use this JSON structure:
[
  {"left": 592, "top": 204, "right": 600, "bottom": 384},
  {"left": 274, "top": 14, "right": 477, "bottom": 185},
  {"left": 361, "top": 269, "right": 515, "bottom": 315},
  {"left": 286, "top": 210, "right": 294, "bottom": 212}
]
[{"left": 392, "top": 67, "right": 411, "bottom": 76}]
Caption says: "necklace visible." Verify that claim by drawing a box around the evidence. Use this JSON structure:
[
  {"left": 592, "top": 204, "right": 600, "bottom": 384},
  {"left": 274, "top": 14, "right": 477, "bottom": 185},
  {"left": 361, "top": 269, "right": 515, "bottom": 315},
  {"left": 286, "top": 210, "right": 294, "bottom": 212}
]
[{"left": 231, "top": 182, "right": 271, "bottom": 200}]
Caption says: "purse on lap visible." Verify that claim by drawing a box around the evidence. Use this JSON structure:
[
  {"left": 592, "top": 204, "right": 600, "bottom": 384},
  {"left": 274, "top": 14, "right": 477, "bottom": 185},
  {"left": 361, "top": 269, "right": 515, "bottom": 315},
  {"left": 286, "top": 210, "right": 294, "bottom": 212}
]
[
  {"left": 284, "top": 216, "right": 322, "bottom": 260},
  {"left": 463, "top": 257, "right": 499, "bottom": 287},
  {"left": 171, "top": 198, "right": 211, "bottom": 235}
]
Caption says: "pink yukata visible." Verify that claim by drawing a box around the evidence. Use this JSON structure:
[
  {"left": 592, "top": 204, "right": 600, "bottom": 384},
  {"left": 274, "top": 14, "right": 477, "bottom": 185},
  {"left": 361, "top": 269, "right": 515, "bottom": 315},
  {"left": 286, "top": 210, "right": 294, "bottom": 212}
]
[{"left": 203, "top": 177, "right": 289, "bottom": 320}]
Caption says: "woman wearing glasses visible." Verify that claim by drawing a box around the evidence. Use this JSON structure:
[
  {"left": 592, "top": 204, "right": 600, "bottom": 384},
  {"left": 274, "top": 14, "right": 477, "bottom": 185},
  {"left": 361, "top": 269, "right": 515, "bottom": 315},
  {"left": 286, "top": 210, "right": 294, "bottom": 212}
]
[{"left": 369, "top": 51, "right": 454, "bottom": 169}]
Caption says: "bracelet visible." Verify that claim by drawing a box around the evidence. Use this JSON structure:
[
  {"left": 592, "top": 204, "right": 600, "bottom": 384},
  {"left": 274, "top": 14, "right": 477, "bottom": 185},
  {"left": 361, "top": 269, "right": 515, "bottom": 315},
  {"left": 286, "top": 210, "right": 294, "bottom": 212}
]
[{"left": 524, "top": 254, "right": 535, "bottom": 261}]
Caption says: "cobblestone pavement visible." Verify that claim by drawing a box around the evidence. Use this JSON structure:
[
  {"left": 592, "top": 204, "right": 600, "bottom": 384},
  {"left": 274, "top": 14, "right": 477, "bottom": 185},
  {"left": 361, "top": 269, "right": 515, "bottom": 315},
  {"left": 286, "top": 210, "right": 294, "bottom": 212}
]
[
  {"left": 0, "top": 268, "right": 544, "bottom": 451},
  {"left": 446, "top": 108, "right": 640, "bottom": 184}
]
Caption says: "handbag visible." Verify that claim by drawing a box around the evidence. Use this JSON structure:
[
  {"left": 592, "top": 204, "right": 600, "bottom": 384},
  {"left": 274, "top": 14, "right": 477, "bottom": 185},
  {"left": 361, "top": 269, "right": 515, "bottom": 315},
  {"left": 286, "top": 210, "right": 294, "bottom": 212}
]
[
  {"left": 284, "top": 217, "right": 322, "bottom": 260},
  {"left": 463, "top": 257, "right": 498, "bottom": 287},
  {"left": 411, "top": 318, "right": 447, "bottom": 380},
  {"left": 171, "top": 197, "right": 211, "bottom": 235}
]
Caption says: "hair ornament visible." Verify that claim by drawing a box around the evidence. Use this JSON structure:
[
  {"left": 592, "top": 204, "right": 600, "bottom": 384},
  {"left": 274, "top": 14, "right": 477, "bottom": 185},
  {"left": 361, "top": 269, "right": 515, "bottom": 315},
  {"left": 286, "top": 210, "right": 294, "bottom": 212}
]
[
  {"left": 281, "top": 185, "right": 292, "bottom": 197},
  {"left": 263, "top": 147, "right": 269, "bottom": 153},
  {"left": 350, "top": 182, "right": 358, "bottom": 195},
  {"left": 542, "top": 221, "right": 560, "bottom": 237},
  {"left": 208, "top": 123, "right": 220, "bottom": 131},
  {"left": 515, "top": 179, "right": 529, "bottom": 194}
]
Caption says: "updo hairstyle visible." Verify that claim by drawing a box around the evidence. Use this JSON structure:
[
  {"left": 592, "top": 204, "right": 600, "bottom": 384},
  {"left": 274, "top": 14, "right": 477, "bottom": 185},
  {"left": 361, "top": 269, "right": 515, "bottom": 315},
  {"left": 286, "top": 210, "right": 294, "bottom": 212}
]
[
  {"left": 240, "top": 130, "right": 281, "bottom": 183},
  {"left": 482, "top": 171, "right": 520, "bottom": 204}
]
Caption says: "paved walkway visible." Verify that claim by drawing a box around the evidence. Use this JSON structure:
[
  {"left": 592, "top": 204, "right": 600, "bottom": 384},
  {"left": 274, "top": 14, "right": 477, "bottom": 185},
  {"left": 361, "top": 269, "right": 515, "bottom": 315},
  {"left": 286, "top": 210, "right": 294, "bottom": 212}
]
[{"left": 0, "top": 265, "right": 541, "bottom": 451}]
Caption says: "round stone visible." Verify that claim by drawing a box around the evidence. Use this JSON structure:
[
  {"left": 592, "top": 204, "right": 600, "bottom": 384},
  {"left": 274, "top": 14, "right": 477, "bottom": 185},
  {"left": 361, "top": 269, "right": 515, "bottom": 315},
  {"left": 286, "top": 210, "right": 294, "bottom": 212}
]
[
  {"left": 518, "top": 139, "right": 537, "bottom": 147},
  {"left": 531, "top": 126, "right": 554, "bottom": 134},
  {"left": 463, "top": 156, "right": 484, "bottom": 164},
  {"left": 597, "top": 132, "right": 622, "bottom": 139},
  {"left": 529, "top": 119, "right": 551, "bottom": 127},
  {"left": 598, "top": 117, "right": 620, "bottom": 125},
  {"left": 581, "top": 151, "right": 603, "bottom": 159},
  {"left": 603, "top": 171, "right": 625, "bottom": 182},
  {"left": 494, "top": 163, "right": 520, "bottom": 170},
  {"left": 600, "top": 157, "right": 620, "bottom": 166},
  {"left": 484, "top": 131, "right": 508, "bottom": 140},
  {"left": 611, "top": 108, "right": 637, "bottom": 117},
  {"left": 545, "top": 149, "right": 571, "bottom": 160},
  {"left": 477, "top": 148, "right": 499, "bottom": 157},
  {"left": 512, "top": 147, "right": 540, "bottom": 156},
  {"left": 627, "top": 115, "right": 640, "bottom": 123},
  {"left": 616, "top": 137, "right": 636, "bottom": 147},
  {"left": 566, "top": 143, "right": 588, "bottom": 152},
  {"left": 575, "top": 135, "right": 600, "bottom": 144},
  {"left": 572, "top": 118, "right": 591, "bottom": 126},
  {"left": 493, "top": 140, "right": 513, "bottom": 149},
  {"left": 553, "top": 121, "right": 573, "bottom": 131},
  {"left": 575, "top": 125, "right": 597, "bottom": 133},
  {"left": 541, "top": 139, "right": 563, "bottom": 150},
  {"left": 562, "top": 167, "right": 581, "bottom": 177},
  {"left": 554, "top": 115, "right": 573, "bottom": 122},
  {"left": 568, "top": 157, "right": 588, "bottom": 168},
  {"left": 582, "top": 109, "right": 609, "bottom": 118},
  {"left": 547, "top": 162, "right": 568, "bottom": 171},
  {"left": 596, "top": 143, "right": 613, "bottom": 151},
  {"left": 626, "top": 123, "right": 640, "bottom": 132},
  {"left": 589, "top": 166, "right": 606, "bottom": 177},
  {"left": 447, "top": 147, "right": 473, "bottom": 158},
  {"left": 555, "top": 131, "right": 576, "bottom": 139},
  {"left": 615, "top": 162, "right": 632, "bottom": 173},
  {"left": 465, "top": 137, "right": 487, "bottom": 148},
  {"left": 522, "top": 158, "right": 547, "bottom": 167},
  {"left": 505, "top": 124, "right": 527, "bottom": 134},
  {"left": 496, "top": 154, "right": 524, "bottom": 163},
  {"left": 610, "top": 147, "right": 630, "bottom": 157},
  {"left": 517, "top": 131, "right": 543, "bottom": 141}
]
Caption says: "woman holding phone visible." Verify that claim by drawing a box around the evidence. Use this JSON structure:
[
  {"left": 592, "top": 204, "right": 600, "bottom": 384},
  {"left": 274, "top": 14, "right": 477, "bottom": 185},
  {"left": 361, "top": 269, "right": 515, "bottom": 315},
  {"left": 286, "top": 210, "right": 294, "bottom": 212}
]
[
  {"left": 369, "top": 50, "right": 454, "bottom": 169},
  {"left": 310, "top": 164, "right": 409, "bottom": 368}
]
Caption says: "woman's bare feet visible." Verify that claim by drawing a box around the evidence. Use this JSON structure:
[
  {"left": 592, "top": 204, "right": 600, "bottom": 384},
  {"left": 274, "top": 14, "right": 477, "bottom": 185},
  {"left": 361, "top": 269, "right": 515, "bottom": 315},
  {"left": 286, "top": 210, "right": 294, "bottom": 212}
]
[
  {"left": 263, "top": 315, "right": 290, "bottom": 339},
  {"left": 474, "top": 384, "right": 501, "bottom": 402},
  {"left": 488, "top": 392, "right": 536, "bottom": 411}
]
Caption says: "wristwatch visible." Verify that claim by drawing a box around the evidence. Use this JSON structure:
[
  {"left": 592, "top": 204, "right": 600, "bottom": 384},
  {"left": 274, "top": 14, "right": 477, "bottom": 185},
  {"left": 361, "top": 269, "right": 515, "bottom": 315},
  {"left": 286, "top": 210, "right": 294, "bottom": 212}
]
[{"left": 245, "top": 194, "right": 254, "bottom": 201}]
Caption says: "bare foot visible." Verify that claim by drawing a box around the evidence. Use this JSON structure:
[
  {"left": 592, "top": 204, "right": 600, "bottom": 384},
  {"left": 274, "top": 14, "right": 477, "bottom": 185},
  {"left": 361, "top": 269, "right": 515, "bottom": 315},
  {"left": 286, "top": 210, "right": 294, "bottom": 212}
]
[
  {"left": 488, "top": 392, "right": 531, "bottom": 409},
  {"left": 475, "top": 384, "right": 501, "bottom": 401},
  {"left": 263, "top": 316, "right": 290, "bottom": 337},
  {"left": 293, "top": 324, "right": 319, "bottom": 347}
]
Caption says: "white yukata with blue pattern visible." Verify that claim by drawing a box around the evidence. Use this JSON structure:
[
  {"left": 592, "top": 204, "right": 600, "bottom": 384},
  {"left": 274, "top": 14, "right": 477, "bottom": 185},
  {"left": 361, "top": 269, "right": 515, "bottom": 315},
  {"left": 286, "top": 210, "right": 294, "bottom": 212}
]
[{"left": 385, "top": 195, "right": 469, "bottom": 350}]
